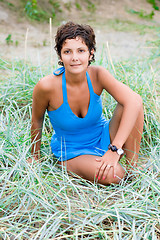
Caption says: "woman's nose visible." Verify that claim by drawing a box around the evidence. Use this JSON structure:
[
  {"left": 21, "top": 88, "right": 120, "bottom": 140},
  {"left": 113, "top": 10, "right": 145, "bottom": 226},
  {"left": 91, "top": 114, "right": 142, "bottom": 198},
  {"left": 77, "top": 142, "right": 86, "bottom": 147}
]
[{"left": 72, "top": 52, "right": 78, "bottom": 61}]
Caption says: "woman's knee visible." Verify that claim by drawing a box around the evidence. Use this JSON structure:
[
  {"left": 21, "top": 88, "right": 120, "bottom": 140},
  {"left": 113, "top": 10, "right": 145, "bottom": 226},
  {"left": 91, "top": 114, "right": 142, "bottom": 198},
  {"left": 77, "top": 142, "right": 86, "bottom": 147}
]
[
  {"left": 113, "top": 164, "right": 126, "bottom": 183},
  {"left": 59, "top": 155, "right": 126, "bottom": 185},
  {"left": 101, "top": 164, "right": 126, "bottom": 185}
]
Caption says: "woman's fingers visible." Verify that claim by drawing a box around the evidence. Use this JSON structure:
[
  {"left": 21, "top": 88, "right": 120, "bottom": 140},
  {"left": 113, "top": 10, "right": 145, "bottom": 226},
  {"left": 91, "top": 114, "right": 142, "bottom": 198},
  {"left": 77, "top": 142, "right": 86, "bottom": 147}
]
[
  {"left": 95, "top": 161, "right": 113, "bottom": 181},
  {"left": 95, "top": 160, "right": 102, "bottom": 179},
  {"left": 27, "top": 157, "right": 39, "bottom": 164},
  {"left": 95, "top": 157, "right": 102, "bottom": 179},
  {"left": 95, "top": 158, "right": 102, "bottom": 162},
  {"left": 95, "top": 157, "right": 118, "bottom": 181},
  {"left": 96, "top": 162, "right": 107, "bottom": 180},
  {"left": 102, "top": 164, "right": 112, "bottom": 180},
  {"left": 27, "top": 157, "right": 33, "bottom": 163}
]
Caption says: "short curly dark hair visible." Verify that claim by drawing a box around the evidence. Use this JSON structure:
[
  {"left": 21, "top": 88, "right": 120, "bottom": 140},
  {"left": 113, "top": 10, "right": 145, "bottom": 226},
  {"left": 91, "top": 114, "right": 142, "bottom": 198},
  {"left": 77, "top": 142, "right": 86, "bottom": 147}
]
[{"left": 54, "top": 21, "right": 96, "bottom": 66}]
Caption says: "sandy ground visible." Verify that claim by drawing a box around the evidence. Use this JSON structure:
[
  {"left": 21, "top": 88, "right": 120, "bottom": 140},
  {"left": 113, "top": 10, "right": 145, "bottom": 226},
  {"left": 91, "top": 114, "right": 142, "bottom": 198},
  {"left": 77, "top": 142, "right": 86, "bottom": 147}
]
[{"left": 0, "top": 0, "right": 160, "bottom": 65}]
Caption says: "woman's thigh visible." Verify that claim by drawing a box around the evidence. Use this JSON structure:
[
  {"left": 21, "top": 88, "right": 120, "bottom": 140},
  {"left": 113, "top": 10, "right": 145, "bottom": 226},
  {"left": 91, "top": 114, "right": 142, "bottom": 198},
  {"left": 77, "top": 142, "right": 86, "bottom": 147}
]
[{"left": 59, "top": 154, "right": 125, "bottom": 185}]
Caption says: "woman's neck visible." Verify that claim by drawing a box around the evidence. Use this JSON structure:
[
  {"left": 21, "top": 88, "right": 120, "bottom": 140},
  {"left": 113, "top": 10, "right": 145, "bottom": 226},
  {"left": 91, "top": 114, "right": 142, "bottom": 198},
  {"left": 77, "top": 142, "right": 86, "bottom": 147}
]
[{"left": 65, "top": 70, "right": 87, "bottom": 86}]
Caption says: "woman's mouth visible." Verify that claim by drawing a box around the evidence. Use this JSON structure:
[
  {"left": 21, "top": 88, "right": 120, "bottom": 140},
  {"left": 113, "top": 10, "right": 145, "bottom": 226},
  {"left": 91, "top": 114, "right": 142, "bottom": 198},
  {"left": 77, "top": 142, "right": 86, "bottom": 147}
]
[{"left": 70, "top": 64, "right": 81, "bottom": 67}]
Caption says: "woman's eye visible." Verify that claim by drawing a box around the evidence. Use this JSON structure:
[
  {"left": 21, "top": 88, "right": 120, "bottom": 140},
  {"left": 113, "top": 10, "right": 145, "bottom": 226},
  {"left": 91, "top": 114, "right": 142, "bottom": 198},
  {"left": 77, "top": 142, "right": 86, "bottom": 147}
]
[
  {"left": 64, "top": 50, "right": 70, "bottom": 54},
  {"left": 79, "top": 49, "right": 85, "bottom": 53}
]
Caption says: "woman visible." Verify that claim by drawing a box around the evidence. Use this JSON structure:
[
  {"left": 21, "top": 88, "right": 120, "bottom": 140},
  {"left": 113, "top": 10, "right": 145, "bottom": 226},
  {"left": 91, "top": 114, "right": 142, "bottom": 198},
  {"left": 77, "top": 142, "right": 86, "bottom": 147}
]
[{"left": 30, "top": 22, "right": 144, "bottom": 185}]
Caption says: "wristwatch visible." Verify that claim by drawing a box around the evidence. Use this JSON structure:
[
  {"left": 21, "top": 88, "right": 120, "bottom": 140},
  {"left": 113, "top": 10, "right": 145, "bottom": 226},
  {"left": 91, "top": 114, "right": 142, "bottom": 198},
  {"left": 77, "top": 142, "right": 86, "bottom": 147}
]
[{"left": 108, "top": 144, "right": 124, "bottom": 156}]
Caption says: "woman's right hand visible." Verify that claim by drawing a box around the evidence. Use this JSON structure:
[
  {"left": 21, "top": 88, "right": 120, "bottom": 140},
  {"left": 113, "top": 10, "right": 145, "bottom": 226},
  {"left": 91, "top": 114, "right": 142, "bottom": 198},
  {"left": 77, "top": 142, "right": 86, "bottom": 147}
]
[
  {"left": 95, "top": 150, "right": 120, "bottom": 180},
  {"left": 27, "top": 156, "right": 38, "bottom": 164}
]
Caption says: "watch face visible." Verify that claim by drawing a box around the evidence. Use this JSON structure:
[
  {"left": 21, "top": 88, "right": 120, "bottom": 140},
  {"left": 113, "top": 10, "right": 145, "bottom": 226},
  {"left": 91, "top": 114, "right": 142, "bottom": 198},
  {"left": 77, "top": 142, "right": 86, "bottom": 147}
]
[{"left": 117, "top": 148, "right": 124, "bottom": 155}]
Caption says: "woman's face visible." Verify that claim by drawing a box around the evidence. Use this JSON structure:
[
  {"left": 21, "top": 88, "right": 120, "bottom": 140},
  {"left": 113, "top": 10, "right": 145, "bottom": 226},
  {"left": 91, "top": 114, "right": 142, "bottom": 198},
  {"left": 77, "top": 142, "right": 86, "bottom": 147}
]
[{"left": 60, "top": 37, "right": 93, "bottom": 74}]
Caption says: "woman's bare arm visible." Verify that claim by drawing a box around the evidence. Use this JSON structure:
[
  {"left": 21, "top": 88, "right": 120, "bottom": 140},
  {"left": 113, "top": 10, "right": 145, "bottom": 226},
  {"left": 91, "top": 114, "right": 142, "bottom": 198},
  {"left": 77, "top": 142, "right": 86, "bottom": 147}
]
[
  {"left": 30, "top": 78, "right": 51, "bottom": 161},
  {"left": 95, "top": 66, "right": 143, "bottom": 179},
  {"left": 97, "top": 66, "right": 143, "bottom": 148}
]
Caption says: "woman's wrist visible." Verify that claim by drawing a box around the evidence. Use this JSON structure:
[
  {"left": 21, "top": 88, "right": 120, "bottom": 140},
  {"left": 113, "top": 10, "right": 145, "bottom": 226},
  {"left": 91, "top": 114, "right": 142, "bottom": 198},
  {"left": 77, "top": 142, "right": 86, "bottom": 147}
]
[{"left": 108, "top": 143, "right": 124, "bottom": 156}]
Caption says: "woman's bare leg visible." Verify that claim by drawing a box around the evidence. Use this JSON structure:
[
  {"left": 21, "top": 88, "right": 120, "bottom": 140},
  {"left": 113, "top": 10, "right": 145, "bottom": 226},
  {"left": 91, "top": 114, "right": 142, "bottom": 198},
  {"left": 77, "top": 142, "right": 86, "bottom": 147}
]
[
  {"left": 109, "top": 103, "right": 144, "bottom": 170},
  {"left": 60, "top": 154, "right": 125, "bottom": 185}
]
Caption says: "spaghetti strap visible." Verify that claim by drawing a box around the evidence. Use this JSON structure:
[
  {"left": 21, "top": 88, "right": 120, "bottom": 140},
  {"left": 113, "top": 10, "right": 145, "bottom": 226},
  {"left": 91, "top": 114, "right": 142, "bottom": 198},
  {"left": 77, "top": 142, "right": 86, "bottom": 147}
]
[
  {"left": 62, "top": 72, "right": 68, "bottom": 103},
  {"left": 86, "top": 71, "right": 94, "bottom": 95},
  {"left": 53, "top": 66, "right": 67, "bottom": 103},
  {"left": 53, "top": 66, "right": 65, "bottom": 76}
]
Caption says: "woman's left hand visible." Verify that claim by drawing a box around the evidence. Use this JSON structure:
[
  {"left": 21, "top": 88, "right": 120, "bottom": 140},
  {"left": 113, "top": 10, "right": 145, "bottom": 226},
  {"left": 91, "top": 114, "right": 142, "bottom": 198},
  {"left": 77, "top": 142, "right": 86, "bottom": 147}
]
[{"left": 95, "top": 151, "right": 120, "bottom": 181}]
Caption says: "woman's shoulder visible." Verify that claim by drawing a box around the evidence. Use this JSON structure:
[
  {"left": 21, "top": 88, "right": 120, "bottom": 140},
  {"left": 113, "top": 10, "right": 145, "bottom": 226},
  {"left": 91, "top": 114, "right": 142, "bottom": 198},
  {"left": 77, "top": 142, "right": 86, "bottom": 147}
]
[
  {"left": 88, "top": 65, "right": 108, "bottom": 76},
  {"left": 34, "top": 73, "right": 61, "bottom": 93},
  {"left": 88, "top": 65, "right": 110, "bottom": 83}
]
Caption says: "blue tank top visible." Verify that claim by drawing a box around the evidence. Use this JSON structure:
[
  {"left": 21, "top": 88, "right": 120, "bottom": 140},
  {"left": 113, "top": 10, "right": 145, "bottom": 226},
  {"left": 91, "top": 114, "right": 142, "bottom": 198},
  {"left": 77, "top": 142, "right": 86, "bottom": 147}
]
[{"left": 47, "top": 67, "right": 110, "bottom": 161}]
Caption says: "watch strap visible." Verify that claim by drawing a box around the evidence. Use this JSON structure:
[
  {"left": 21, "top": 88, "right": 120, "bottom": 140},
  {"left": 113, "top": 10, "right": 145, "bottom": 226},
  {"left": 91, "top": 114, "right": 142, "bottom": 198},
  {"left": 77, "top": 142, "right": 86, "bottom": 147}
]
[{"left": 108, "top": 144, "right": 124, "bottom": 155}]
